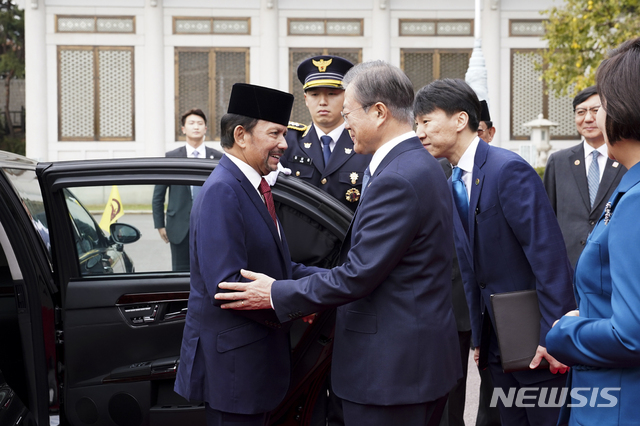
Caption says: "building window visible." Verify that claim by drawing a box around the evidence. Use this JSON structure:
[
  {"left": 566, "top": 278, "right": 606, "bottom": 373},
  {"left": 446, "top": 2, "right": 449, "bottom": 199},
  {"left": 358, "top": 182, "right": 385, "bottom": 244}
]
[
  {"left": 58, "top": 46, "right": 134, "bottom": 141},
  {"left": 288, "top": 48, "right": 362, "bottom": 125},
  {"left": 56, "top": 16, "right": 135, "bottom": 33},
  {"left": 400, "top": 49, "right": 472, "bottom": 93},
  {"left": 399, "top": 20, "right": 473, "bottom": 37},
  {"left": 510, "top": 50, "right": 575, "bottom": 140},
  {"left": 288, "top": 19, "right": 363, "bottom": 36},
  {"left": 173, "top": 17, "right": 251, "bottom": 35},
  {"left": 509, "top": 20, "right": 546, "bottom": 37},
  {"left": 175, "top": 47, "right": 249, "bottom": 141}
]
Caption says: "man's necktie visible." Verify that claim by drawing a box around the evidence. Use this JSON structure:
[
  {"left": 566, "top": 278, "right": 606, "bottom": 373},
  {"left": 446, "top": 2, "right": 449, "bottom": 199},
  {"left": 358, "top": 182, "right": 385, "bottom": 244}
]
[
  {"left": 191, "top": 151, "right": 201, "bottom": 200},
  {"left": 360, "top": 166, "right": 371, "bottom": 201},
  {"left": 258, "top": 178, "right": 278, "bottom": 227},
  {"left": 452, "top": 166, "right": 469, "bottom": 236},
  {"left": 587, "top": 150, "right": 600, "bottom": 208},
  {"left": 320, "top": 135, "right": 332, "bottom": 167}
]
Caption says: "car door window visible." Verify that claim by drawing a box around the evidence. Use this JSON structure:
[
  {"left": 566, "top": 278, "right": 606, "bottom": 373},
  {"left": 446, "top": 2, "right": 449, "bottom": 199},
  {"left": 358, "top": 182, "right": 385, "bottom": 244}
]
[
  {"left": 2, "top": 168, "right": 51, "bottom": 259},
  {"left": 65, "top": 184, "right": 191, "bottom": 275}
]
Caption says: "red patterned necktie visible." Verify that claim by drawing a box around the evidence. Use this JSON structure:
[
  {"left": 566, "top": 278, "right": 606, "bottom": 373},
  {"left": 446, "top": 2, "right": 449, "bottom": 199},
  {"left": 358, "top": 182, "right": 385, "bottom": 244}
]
[{"left": 258, "top": 178, "right": 278, "bottom": 227}]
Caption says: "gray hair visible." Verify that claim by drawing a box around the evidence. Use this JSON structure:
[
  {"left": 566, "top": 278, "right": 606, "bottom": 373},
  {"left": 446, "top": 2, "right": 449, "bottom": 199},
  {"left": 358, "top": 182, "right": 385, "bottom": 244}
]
[{"left": 342, "top": 60, "right": 415, "bottom": 125}]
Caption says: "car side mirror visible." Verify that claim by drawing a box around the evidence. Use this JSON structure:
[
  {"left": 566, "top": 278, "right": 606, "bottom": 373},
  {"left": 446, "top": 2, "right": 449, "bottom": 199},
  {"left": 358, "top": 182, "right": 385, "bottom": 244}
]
[{"left": 109, "top": 223, "right": 141, "bottom": 244}]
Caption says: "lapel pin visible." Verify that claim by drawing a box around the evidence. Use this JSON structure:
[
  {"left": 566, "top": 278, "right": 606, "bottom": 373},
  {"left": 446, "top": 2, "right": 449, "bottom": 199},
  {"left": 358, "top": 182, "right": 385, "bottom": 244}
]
[
  {"left": 574, "top": 159, "right": 580, "bottom": 166},
  {"left": 344, "top": 148, "right": 352, "bottom": 154},
  {"left": 613, "top": 162, "right": 619, "bottom": 168},
  {"left": 475, "top": 178, "right": 480, "bottom": 185},
  {"left": 304, "top": 143, "right": 312, "bottom": 149}
]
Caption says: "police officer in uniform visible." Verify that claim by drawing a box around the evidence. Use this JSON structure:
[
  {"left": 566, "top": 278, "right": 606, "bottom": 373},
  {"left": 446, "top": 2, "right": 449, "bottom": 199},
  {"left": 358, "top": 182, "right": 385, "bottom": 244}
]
[{"left": 282, "top": 55, "right": 371, "bottom": 212}]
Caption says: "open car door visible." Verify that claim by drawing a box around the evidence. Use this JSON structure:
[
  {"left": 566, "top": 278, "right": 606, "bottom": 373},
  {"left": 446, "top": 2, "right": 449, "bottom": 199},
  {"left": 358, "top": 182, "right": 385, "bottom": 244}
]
[{"left": 35, "top": 157, "right": 352, "bottom": 426}]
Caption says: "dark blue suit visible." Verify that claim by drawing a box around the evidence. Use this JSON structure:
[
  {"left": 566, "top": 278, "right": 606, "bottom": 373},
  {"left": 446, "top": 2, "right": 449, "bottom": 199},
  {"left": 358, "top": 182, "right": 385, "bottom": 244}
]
[
  {"left": 174, "top": 155, "right": 323, "bottom": 415},
  {"left": 272, "top": 137, "right": 461, "bottom": 418},
  {"left": 453, "top": 140, "right": 575, "bottom": 425},
  {"left": 547, "top": 162, "right": 640, "bottom": 426},
  {"left": 281, "top": 124, "right": 371, "bottom": 212}
]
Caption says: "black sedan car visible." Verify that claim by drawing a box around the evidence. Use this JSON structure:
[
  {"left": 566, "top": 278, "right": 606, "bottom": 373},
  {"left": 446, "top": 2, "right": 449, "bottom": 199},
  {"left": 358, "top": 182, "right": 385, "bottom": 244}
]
[{"left": 0, "top": 151, "right": 352, "bottom": 426}]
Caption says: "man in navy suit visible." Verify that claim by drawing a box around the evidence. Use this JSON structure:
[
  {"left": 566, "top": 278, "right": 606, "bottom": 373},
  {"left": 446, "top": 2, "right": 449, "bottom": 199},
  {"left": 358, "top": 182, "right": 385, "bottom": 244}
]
[
  {"left": 543, "top": 86, "right": 626, "bottom": 268},
  {"left": 217, "top": 61, "right": 461, "bottom": 426},
  {"left": 414, "top": 79, "right": 575, "bottom": 426},
  {"left": 152, "top": 108, "right": 222, "bottom": 271},
  {"left": 281, "top": 55, "right": 371, "bottom": 212},
  {"left": 174, "top": 84, "right": 324, "bottom": 426}
]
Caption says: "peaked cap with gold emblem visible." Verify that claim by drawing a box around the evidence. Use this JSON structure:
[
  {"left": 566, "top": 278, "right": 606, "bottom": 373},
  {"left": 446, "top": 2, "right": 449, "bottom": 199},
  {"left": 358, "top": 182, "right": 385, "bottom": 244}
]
[{"left": 297, "top": 55, "right": 354, "bottom": 91}]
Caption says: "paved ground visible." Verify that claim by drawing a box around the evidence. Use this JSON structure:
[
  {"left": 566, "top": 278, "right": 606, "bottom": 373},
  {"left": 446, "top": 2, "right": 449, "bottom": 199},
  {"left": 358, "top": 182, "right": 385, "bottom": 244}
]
[{"left": 465, "top": 349, "right": 481, "bottom": 425}]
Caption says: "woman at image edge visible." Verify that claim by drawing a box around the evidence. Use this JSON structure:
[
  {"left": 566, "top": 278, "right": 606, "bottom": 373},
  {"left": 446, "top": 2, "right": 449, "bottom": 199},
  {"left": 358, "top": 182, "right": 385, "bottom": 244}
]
[{"left": 546, "top": 37, "right": 640, "bottom": 426}]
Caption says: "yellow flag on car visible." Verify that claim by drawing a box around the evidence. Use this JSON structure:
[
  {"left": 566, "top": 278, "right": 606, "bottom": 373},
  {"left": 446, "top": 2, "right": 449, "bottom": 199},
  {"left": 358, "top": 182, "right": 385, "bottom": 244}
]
[{"left": 99, "top": 185, "right": 124, "bottom": 233}]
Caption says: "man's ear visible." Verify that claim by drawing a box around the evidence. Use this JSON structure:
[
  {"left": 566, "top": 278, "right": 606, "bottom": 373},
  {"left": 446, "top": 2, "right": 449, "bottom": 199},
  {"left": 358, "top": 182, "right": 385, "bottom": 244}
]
[
  {"left": 373, "top": 102, "right": 388, "bottom": 122},
  {"left": 456, "top": 111, "right": 469, "bottom": 133},
  {"left": 485, "top": 126, "right": 496, "bottom": 143},
  {"left": 234, "top": 125, "right": 247, "bottom": 148}
]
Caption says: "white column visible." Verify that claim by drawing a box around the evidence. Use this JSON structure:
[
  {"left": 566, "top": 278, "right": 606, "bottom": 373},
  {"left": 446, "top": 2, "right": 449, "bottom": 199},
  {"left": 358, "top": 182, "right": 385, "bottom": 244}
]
[
  {"left": 25, "top": 0, "right": 48, "bottom": 161},
  {"left": 483, "top": 0, "right": 501, "bottom": 145},
  {"left": 259, "top": 0, "right": 279, "bottom": 89},
  {"left": 371, "top": 0, "right": 390, "bottom": 62},
  {"left": 144, "top": 0, "right": 165, "bottom": 157}
]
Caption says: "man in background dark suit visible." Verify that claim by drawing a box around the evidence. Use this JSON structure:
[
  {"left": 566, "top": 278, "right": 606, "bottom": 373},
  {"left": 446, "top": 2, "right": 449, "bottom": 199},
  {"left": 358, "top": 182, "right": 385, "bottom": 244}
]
[
  {"left": 543, "top": 86, "right": 626, "bottom": 268},
  {"left": 217, "top": 61, "right": 461, "bottom": 426},
  {"left": 152, "top": 108, "right": 222, "bottom": 271},
  {"left": 415, "top": 79, "right": 575, "bottom": 426},
  {"left": 281, "top": 55, "right": 371, "bottom": 212}
]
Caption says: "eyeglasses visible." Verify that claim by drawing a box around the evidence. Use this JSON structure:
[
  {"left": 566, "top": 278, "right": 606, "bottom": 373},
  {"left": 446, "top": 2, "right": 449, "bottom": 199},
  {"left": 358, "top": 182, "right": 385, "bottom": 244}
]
[
  {"left": 341, "top": 105, "right": 368, "bottom": 123},
  {"left": 575, "top": 106, "right": 600, "bottom": 118}
]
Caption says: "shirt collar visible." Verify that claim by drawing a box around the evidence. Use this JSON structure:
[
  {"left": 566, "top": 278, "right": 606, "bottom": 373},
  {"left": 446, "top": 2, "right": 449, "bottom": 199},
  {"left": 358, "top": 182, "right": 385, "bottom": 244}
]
[
  {"left": 224, "top": 153, "right": 263, "bottom": 192},
  {"left": 186, "top": 143, "right": 206, "bottom": 158},
  {"left": 314, "top": 123, "right": 346, "bottom": 146},
  {"left": 456, "top": 136, "right": 480, "bottom": 174},
  {"left": 583, "top": 139, "right": 607, "bottom": 158},
  {"left": 369, "top": 131, "right": 416, "bottom": 175}
]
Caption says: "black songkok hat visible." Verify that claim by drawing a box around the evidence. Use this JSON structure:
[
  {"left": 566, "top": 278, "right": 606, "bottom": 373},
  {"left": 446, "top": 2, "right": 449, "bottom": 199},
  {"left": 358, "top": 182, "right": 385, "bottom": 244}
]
[
  {"left": 480, "top": 100, "right": 491, "bottom": 122},
  {"left": 297, "top": 55, "right": 354, "bottom": 91},
  {"left": 227, "top": 83, "right": 294, "bottom": 127}
]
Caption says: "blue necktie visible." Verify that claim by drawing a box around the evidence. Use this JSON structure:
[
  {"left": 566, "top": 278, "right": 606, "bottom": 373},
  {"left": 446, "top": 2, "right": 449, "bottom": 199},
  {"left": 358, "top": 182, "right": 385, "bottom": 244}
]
[
  {"left": 360, "top": 166, "right": 371, "bottom": 201},
  {"left": 320, "top": 135, "right": 332, "bottom": 167},
  {"left": 452, "top": 166, "right": 469, "bottom": 235},
  {"left": 587, "top": 150, "right": 600, "bottom": 208}
]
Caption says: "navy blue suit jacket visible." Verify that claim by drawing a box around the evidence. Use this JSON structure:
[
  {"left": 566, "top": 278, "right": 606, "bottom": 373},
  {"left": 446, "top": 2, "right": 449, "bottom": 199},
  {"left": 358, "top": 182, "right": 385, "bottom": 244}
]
[
  {"left": 272, "top": 137, "right": 461, "bottom": 406},
  {"left": 547, "top": 162, "right": 640, "bottom": 425},
  {"left": 453, "top": 140, "right": 575, "bottom": 383},
  {"left": 281, "top": 124, "right": 372, "bottom": 212},
  {"left": 174, "top": 155, "right": 323, "bottom": 414}
]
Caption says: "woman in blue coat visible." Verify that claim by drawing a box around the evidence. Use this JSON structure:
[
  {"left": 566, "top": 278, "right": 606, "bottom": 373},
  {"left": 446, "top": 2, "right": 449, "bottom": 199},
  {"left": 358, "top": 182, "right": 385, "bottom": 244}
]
[{"left": 546, "top": 37, "right": 640, "bottom": 426}]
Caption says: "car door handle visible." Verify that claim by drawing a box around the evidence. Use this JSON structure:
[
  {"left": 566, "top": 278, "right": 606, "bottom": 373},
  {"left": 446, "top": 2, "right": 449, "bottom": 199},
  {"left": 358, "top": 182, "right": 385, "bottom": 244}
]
[{"left": 164, "top": 307, "right": 187, "bottom": 321}]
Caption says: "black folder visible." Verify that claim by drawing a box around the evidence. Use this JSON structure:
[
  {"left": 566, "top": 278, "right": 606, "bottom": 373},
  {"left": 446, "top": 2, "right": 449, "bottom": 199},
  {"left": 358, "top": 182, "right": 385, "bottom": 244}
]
[{"left": 490, "top": 289, "right": 549, "bottom": 373}]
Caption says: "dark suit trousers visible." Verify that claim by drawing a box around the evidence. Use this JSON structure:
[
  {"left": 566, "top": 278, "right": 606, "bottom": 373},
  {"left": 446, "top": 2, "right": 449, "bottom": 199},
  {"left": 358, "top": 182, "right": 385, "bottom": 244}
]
[
  {"left": 170, "top": 234, "right": 190, "bottom": 272},
  {"left": 487, "top": 334, "right": 566, "bottom": 426},
  {"left": 440, "top": 330, "right": 471, "bottom": 426},
  {"left": 342, "top": 395, "right": 448, "bottom": 426},
  {"left": 205, "top": 405, "right": 268, "bottom": 426}
]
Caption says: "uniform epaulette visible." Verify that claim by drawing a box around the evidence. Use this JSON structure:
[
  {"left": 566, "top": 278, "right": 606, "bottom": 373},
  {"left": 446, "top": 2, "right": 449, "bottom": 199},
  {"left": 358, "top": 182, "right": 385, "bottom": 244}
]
[{"left": 287, "top": 121, "right": 309, "bottom": 132}]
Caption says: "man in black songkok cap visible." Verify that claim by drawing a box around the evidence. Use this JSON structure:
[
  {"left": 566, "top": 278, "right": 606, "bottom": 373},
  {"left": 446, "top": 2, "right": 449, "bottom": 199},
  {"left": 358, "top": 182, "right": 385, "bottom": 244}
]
[{"left": 174, "top": 83, "right": 326, "bottom": 426}]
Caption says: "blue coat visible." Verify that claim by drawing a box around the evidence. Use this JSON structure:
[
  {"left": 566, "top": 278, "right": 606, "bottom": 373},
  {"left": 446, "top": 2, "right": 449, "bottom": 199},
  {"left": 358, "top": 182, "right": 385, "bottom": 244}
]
[
  {"left": 174, "top": 155, "right": 323, "bottom": 414},
  {"left": 281, "top": 123, "right": 372, "bottom": 212},
  {"left": 454, "top": 140, "right": 575, "bottom": 383},
  {"left": 547, "top": 161, "right": 640, "bottom": 426},
  {"left": 272, "top": 137, "right": 462, "bottom": 406}
]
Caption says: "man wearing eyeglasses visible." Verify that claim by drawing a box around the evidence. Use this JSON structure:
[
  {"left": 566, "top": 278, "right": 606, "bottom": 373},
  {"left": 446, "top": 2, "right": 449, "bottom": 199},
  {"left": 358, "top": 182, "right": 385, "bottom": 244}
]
[
  {"left": 281, "top": 55, "right": 372, "bottom": 212},
  {"left": 543, "top": 86, "right": 626, "bottom": 268}
]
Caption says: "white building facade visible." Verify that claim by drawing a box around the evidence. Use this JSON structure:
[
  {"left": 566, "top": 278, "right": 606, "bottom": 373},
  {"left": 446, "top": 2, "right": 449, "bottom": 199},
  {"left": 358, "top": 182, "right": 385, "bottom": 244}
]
[{"left": 21, "top": 0, "right": 579, "bottom": 162}]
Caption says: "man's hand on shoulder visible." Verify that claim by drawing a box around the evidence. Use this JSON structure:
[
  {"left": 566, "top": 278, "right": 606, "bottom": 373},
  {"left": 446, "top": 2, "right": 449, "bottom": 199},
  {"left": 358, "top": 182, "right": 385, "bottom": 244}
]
[{"left": 216, "top": 269, "right": 275, "bottom": 310}]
